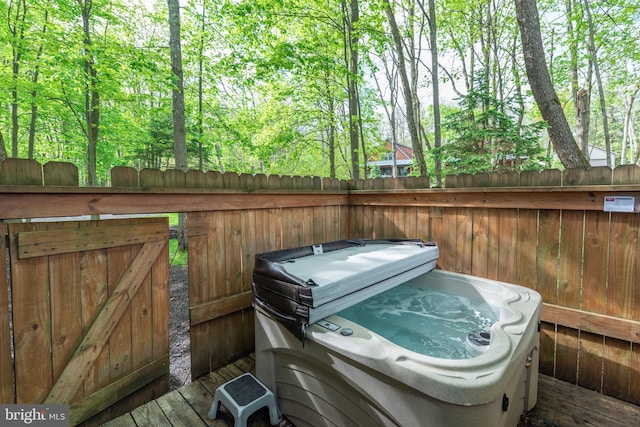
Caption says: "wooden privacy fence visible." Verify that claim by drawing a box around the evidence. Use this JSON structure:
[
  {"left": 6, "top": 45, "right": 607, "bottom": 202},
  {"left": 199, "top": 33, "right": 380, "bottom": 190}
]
[{"left": 1, "top": 158, "right": 640, "bottom": 421}]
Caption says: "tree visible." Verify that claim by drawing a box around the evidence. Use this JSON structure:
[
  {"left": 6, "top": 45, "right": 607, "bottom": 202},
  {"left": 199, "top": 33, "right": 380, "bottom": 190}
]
[
  {"left": 372, "top": 50, "right": 399, "bottom": 177},
  {"left": 424, "top": 0, "right": 441, "bottom": 185},
  {"left": 0, "top": 130, "right": 7, "bottom": 162},
  {"left": 621, "top": 84, "right": 639, "bottom": 165},
  {"left": 441, "top": 80, "right": 547, "bottom": 175},
  {"left": 167, "top": 0, "right": 187, "bottom": 172},
  {"left": 8, "top": 0, "right": 27, "bottom": 158},
  {"left": 195, "top": 0, "right": 205, "bottom": 170},
  {"left": 514, "top": 0, "right": 589, "bottom": 169},
  {"left": 383, "top": 0, "right": 427, "bottom": 176},
  {"left": 168, "top": 0, "right": 187, "bottom": 250},
  {"left": 583, "top": 0, "right": 611, "bottom": 167},
  {"left": 78, "top": 0, "right": 100, "bottom": 185},
  {"left": 343, "top": 0, "right": 362, "bottom": 179},
  {"left": 28, "top": 10, "right": 48, "bottom": 159},
  {"left": 564, "top": 0, "right": 591, "bottom": 156}
]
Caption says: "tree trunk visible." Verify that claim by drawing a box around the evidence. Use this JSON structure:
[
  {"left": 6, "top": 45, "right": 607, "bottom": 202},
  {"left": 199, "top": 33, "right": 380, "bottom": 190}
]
[
  {"left": 215, "top": 144, "right": 225, "bottom": 172},
  {"left": 9, "top": 0, "right": 27, "bottom": 158},
  {"left": 426, "top": 0, "right": 441, "bottom": 186},
  {"left": 512, "top": 35, "right": 525, "bottom": 128},
  {"left": 514, "top": 0, "right": 590, "bottom": 169},
  {"left": 29, "top": 10, "right": 48, "bottom": 160},
  {"left": 374, "top": 55, "right": 401, "bottom": 177},
  {"left": 197, "top": 2, "right": 205, "bottom": 170},
  {"left": 79, "top": 0, "right": 99, "bottom": 185},
  {"left": 329, "top": 119, "right": 336, "bottom": 179},
  {"left": 622, "top": 85, "right": 639, "bottom": 165},
  {"left": 168, "top": 0, "right": 188, "bottom": 172},
  {"left": 575, "top": 89, "right": 590, "bottom": 159},
  {"left": 583, "top": 0, "right": 611, "bottom": 167},
  {"left": 11, "top": 58, "right": 20, "bottom": 158},
  {"left": 0, "top": 130, "right": 7, "bottom": 162},
  {"left": 384, "top": 0, "right": 427, "bottom": 176},
  {"left": 343, "top": 0, "right": 360, "bottom": 180},
  {"left": 407, "top": 2, "right": 423, "bottom": 160},
  {"left": 325, "top": 80, "right": 337, "bottom": 178},
  {"left": 565, "top": 0, "right": 589, "bottom": 154},
  {"left": 168, "top": 0, "right": 188, "bottom": 250},
  {"left": 632, "top": 122, "right": 639, "bottom": 165}
]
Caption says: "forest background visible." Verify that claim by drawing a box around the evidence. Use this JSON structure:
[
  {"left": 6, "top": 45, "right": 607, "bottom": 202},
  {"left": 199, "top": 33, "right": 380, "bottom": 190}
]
[{"left": 1, "top": 0, "right": 639, "bottom": 186}]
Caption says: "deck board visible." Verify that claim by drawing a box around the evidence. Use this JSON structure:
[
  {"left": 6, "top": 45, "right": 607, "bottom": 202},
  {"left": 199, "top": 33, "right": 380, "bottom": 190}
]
[
  {"left": 105, "top": 353, "right": 640, "bottom": 427},
  {"left": 156, "top": 391, "right": 206, "bottom": 427},
  {"left": 175, "top": 381, "right": 219, "bottom": 425},
  {"left": 524, "top": 374, "right": 640, "bottom": 426}
]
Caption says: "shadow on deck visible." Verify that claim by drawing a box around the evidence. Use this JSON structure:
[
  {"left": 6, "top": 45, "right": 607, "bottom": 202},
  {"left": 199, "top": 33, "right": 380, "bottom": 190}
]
[{"left": 103, "top": 354, "right": 640, "bottom": 427}]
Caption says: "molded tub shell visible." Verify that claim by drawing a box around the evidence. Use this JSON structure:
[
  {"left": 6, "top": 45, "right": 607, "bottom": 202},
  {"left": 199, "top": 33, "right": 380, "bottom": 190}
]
[{"left": 255, "top": 269, "right": 541, "bottom": 427}]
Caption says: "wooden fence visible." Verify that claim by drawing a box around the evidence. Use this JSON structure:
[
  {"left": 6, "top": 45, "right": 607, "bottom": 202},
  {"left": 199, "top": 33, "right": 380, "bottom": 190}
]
[{"left": 1, "top": 158, "right": 640, "bottom": 423}]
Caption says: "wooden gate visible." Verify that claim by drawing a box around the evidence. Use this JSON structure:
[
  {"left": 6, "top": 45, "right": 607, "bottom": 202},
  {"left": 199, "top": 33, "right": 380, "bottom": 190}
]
[{"left": 3, "top": 217, "right": 169, "bottom": 425}]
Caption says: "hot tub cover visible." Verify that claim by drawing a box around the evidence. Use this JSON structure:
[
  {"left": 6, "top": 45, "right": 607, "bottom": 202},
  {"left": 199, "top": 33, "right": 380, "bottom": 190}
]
[{"left": 252, "top": 239, "right": 438, "bottom": 340}]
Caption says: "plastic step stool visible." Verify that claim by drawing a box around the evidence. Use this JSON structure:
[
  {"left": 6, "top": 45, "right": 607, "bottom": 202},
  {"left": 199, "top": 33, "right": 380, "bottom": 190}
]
[{"left": 208, "top": 373, "right": 281, "bottom": 427}]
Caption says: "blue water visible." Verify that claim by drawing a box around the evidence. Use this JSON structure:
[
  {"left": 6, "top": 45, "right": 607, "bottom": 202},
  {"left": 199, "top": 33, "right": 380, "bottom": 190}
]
[{"left": 336, "top": 281, "right": 499, "bottom": 359}]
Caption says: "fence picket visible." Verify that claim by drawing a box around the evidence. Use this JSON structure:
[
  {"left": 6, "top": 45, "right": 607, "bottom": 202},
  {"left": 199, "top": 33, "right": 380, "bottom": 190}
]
[
  {"left": 558, "top": 210, "right": 583, "bottom": 308},
  {"left": 564, "top": 167, "right": 612, "bottom": 186},
  {"left": 0, "top": 158, "right": 42, "bottom": 185},
  {"left": 516, "top": 209, "right": 538, "bottom": 289},
  {"left": 185, "top": 170, "right": 206, "bottom": 188},
  {"left": 555, "top": 326, "right": 579, "bottom": 384},
  {"left": 140, "top": 168, "right": 164, "bottom": 187},
  {"left": 613, "top": 164, "right": 640, "bottom": 184},
  {"left": 537, "top": 210, "right": 561, "bottom": 304},
  {"left": 164, "top": 169, "right": 186, "bottom": 188},
  {"left": 10, "top": 222, "right": 52, "bottom": 403},
  {"left": 486, "top": 209, "right": 500, "bottom": 281},
  {"left": 0, "top": 224, "right": 12, "bottom": 403},
  {"left": 471, "top": 208, "right": 489, "bottom": 277},
  {"left": 111, "top": 166, "right": 138, "bottom": 187},
  {"left": 496, "top": 209, "right": 518, "bottom": 283},
  {"left": 44, "top": 161, "right": 79, "bottom": 186}
]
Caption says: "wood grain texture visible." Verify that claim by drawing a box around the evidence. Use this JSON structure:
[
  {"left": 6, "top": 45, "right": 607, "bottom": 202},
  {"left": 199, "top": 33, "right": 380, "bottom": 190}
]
[
  {"left": 10, "top": 222, "right": 52, "bottom": 403},
  {"left": 0, "top": 224, "right": 13, "bottom": 403},
  {"left": 45, "top": 240, "right": 166, "bottom": 403}
]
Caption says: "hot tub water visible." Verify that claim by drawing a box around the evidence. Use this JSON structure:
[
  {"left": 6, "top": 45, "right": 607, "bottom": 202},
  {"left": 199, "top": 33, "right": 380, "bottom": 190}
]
[{"left": 337, "top": 280, "right": 499, "bottom": 359}]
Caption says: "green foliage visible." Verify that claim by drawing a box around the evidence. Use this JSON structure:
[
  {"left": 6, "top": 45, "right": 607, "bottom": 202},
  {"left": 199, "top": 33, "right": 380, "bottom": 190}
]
[
  {"left": 169, "top": 238, "right": 188, "bottom": 266},
  {"left": 1, "top": 0, "right": 639, "bottom": 181},
  {"left": 441, "top": 78, "right": 548, "bottom": 175}
]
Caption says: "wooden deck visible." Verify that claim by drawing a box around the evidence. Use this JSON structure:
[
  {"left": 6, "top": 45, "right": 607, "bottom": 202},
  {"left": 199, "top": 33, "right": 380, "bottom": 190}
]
[{"left": 103, "top": 354, "right": 640, "bottom": 427}]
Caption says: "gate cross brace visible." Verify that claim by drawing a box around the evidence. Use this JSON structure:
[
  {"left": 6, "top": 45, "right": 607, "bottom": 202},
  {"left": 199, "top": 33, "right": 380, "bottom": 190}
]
[{"left": 44, "top": 240, "right": 166, "bottom": 404}]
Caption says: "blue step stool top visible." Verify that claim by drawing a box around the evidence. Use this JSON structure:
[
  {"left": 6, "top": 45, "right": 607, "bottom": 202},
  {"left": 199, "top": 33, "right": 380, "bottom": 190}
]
[{"left": 208, "top": 373, "right": 281, "bottom": 427}]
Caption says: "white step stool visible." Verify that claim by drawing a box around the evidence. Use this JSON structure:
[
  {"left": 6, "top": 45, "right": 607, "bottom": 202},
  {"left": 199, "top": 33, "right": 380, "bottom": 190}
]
[{"left": 208, "top": 373, "right": 281, "bottom": 427}]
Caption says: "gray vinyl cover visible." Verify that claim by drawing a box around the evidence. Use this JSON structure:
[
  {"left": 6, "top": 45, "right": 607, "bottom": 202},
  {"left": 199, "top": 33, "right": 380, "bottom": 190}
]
[{"left": 252, "top": 239, "right": 439, "bottom": 340}]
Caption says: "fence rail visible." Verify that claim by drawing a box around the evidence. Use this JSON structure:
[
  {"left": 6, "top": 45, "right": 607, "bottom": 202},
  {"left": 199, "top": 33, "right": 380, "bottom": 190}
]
[{"left": 1, "top": 159, "right": 640, "bottom": 419}]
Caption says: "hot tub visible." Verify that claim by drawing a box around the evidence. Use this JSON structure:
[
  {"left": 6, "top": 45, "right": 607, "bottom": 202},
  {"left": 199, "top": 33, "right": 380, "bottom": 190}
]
[{"left": 253, "top": 239, "right": 541, "bottom": 427}]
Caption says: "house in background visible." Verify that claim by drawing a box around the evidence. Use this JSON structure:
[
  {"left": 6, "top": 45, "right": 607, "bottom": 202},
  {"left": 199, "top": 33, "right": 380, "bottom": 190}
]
[
  {"left": 551, "top": 144, "right": 616, "bottom": 167},
  {"left": 367, "top": 139, "right": 414, "bottom": 178},
  {"left": 587, "top": 144, "right": 616, "bottom": 167}
]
